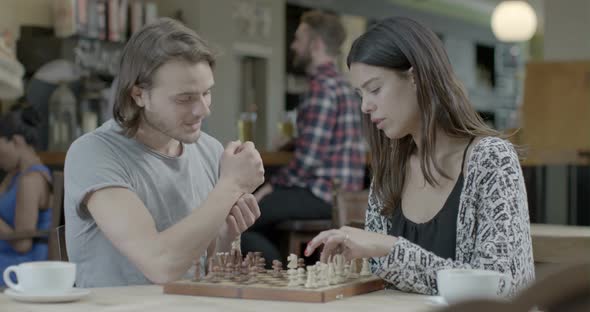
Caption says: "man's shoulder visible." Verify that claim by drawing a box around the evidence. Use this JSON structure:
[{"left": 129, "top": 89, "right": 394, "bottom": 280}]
[
  {"left": 66, "top": 120, "right": 131, "bottom": 163},
  {"left": 310, "top": 71, "right": 354, "bottom": 95}
]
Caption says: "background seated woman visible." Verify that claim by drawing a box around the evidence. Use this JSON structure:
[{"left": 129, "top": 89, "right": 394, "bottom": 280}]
[{"left": 0, "top": 106, "right": 53, "bottom": 286}]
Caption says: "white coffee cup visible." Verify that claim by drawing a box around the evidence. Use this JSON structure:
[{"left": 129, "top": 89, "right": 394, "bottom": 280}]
[
  {"left": 436, "top": 268, "right": 511, "bottom": 304},
  {"left": 3, "top": 261, "right": 76, "bottom": 294}
]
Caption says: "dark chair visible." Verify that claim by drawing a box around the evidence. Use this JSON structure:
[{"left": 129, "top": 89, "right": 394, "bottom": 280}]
[
  {"left": 56, "top": 224, "right": 68, "bottom": 261},
  {"left": 276, "top": 183, "right": 370, "bottom": 257},
  {"left": 0, "top": 171, "right": 64, "bottom": 261}
]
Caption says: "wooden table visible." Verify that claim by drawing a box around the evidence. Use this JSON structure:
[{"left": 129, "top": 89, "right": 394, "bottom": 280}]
[
  {"left": 0, "top": 285, "right": 438, "bottom": 311},
  {"left": 530, "top": 223, "right": 590, "bottom": 263},
  {"left": 530, "top": 223, "right": 590, "bottom": 280}
]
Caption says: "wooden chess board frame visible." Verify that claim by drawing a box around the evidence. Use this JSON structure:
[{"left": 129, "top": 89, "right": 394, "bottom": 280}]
[{"left": 163, "top": 275, "right": 384, "bottom": 303}]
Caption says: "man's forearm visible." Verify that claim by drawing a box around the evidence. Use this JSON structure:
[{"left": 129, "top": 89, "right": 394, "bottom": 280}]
[{"left": 148, "top": 180, "right": 243, "bottom": 283}]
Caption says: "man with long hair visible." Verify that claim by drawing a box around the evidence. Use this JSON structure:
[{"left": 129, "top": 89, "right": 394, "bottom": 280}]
[{"left": 65, "top": 18, "right": 265, "bottom": 287}]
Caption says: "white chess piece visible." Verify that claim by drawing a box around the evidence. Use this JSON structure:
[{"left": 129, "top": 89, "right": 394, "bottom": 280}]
[
  {"left": 360, "top": 258, "right": 371, "bottom": 276},
  {"left": 297, "top": 267, "right": 306, "bottom": 286},
  {"left": 334, "top": 254, "right": 345, "bottom": 283},
  {"left": 328, "top": 262, "right": 337, "bottom": 285},
  {"left": 286, "top": 253, "right": 300, "bottom": 287},
  {"left": 304, "top": 265, "right": 317, "bottom": 288},
  {"left": 287, "top": 254, "right": 298, "bottom": 270},
  {"left": 344, "top": 263, "right": 351, "bottom": 280},
  {"left": 287, "top": 268, "right": 299, "bottom": 287},
  {"left": 319, "top": 263, "right": 329, "bottom": 287}
]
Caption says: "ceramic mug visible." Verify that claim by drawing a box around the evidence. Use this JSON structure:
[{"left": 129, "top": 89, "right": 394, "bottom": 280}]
[
  {"left": 3, "top": 261, "right": 76, "bottom": 294},
  {"left": 437, "top": 268, "right": 511, "bottom": 304}
]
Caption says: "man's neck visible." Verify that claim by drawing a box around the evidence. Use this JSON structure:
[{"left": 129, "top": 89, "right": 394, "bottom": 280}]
[
  {"left": 307, "top": 56, "right": 336, "bottom": 74},
  {"left": 135, "top": 120, "right": 182, "bottom": 157}
]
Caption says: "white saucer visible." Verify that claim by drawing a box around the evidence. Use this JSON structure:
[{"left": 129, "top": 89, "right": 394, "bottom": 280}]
[
  {"left": 426, "top": 296, "right": 448, "bottom": 306},
  {"left": 4, "top": 288, "right": 91, "bottom": 303}
]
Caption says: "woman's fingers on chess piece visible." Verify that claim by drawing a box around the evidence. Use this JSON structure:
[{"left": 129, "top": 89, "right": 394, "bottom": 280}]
[
  {"left": 305, "top": 229, "right": 343, "bottom": 260},
  {"left": 306, "top": 226, "right": 398, "bottom": 261}
]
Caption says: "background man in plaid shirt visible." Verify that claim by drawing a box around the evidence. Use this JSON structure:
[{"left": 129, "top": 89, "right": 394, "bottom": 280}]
[{"left": 242, "top": 10, "right": 366, "bottom": 263}]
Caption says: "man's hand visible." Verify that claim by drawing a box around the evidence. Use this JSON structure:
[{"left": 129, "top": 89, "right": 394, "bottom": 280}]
[
  {"left": 218, "top": 194, "right": 261, "bottom": 241},
  {"left": 219, "top": 141, "right": 265, "bottom": 194}
]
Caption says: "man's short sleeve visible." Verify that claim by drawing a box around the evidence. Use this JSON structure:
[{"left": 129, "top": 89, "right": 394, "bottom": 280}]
[{"left": 64, "top": 134, "right": 134, "bottom": 220}]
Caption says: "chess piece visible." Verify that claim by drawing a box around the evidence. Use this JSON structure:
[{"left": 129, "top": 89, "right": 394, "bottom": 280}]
[
  {"left": 335, "top": 255, "right": 347, "bottom": 283},
  {"left": 360, "top": 258, "right": 371, "bottom": 276},
  {"left": 257, "top": 257, "right": 266, "bottom": 273},
  {"left": 304, "top": 265, "right": 317, "bottom": 288},
  {"left": 210, "top": 265, "right": 221, "bottom": 283},
  {"left": 205, "top": 259, "right": 216, "bottom": 281},
  {"left": 349, "top": 259, "right": 359, "bottom": 278},
  {"left": 328, "top": 261, "right": 337, "bottom": 285},
  {"left": 297, "top": 258, "right": 305, "bottom": 269},
  {"left": 223, "top": 252, "right": 231, "bottom": 267},
  {"left": 233, "top": 263, "right": 241, "bottom": 280},
  {"left": 287, "top": 268, "right": 299, "bottom": 287},
  {"left": 231, "top": 236, "right": 241, "bottom": 253},
  {"left": 318, "top": 263, "right": 329, "bottom": 287},
  {"left": 194, "top": 259, "right": 202, "bottom": 281},
  {"left": 254, "top": 251, "right": 263, "bottom": 262},
  {"left": 286, "top": 253, "right": 299, "bottom": 286},
  {"left": 297, "top": 267, "right": 306, "bottom": 286},
  {"left": 230, "top": 248, "right": 238, "bottom": 261},
  {"left": 287, "top": 254, "right": 298, "bottom": 270},
  {"left": 225, "top": 263, "right": 233, "bottom": 279},
  {"left": 216, "top": 252, "right": 225, "bottom": 268},
  {"left": 344, "top": 263, "right": 351, "bottom": 280},
  {"left": 271, "top": 260, "right": 283, "bottom": 278},
  {"left": 248, "top": 265, "right": 258, "bottom": 283}
]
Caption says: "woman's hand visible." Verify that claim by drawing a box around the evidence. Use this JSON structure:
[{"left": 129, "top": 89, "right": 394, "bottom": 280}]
[{"left": 305, "top": 226, "right": 398, "bottom": 262}]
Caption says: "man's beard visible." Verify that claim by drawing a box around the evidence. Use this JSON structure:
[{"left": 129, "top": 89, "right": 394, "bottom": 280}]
[
  {"left": 142, "top": 110, "right": 200, "bottom": 144},
  {"left": 292, "top": 50, "right": 311, "bottom": 71}
]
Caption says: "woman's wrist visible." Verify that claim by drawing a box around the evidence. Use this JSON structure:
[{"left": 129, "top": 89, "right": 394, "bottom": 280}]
[{"left": 374, "top": 234, "right": 398, "bottom": 257}]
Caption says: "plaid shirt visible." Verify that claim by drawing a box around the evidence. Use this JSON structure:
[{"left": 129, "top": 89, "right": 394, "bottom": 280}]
[{"left": 271, "top": 62, "right": 366, "bottom": 203}]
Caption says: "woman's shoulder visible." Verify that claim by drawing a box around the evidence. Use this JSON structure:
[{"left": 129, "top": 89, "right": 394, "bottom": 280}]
[
  {"left": 470, "top": 136, "right": 519, "bottom": 165},
  {"left": 18, "top": 165, "right": 52, "bottom": 190}
]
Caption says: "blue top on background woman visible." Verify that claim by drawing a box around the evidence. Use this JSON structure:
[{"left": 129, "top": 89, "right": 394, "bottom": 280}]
[{"left": 0, "top": 106, "right": 52, "bottom": 286}]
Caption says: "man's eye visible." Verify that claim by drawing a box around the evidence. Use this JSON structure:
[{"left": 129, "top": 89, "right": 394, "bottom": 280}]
[{"left": 177, "top": 95, "right": 193, "bottom": 103}]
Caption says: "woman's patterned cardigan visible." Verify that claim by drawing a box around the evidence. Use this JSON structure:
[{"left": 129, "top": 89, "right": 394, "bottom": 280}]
[{"left": 366, "top": 137, "right": 535, "bottom": 295}]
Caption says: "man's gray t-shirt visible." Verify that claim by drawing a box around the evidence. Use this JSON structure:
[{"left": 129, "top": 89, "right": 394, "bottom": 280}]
[{"left": 64, "top": 120, "right": 224, "bottom": 287}]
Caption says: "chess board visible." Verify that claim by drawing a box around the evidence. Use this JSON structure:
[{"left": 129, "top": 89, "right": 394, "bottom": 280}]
[{"left": 163, "top": 271, "right": 384, "bottom": 303}]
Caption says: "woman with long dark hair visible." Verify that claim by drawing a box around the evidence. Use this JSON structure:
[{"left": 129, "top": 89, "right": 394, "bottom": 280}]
[
  {"left": 0, "top": 106, "right": 53, "bottom": 286},
  {"left": 306, "top": 17, "right": 534, "bottom": 295}
]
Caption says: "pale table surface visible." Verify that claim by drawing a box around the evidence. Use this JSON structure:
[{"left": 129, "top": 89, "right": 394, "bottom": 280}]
[
  {"left": 530, "top": 223, "right": 590, "bottom": 237},
  {"left": 0, "top": 285, "right": 441, "bottom": 312}
]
